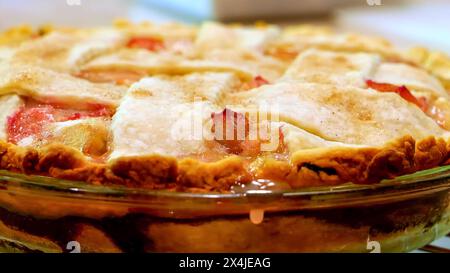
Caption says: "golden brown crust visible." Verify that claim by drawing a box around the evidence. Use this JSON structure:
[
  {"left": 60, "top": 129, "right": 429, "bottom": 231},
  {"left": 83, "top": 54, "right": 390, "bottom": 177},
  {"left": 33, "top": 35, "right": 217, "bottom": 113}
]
[
  {"left": 109, "top": 155, "right": 178, "bottom": 188},
  {"left": 37, "top": 144, "right": 87, "bottom": 172},
  {"left": 255, "top": 136, "right": 449, "bottom": 188},
  {"left": 0, "top": 142, "right": 39, "bottom": 173},
  {"left": 413, "top": 136, "right": 448, "bottom": 169},
  {"left": 1, "top": 135, "right": 449, "bottom": 192},
  {"left": 0, "top": 141, "right": 249, "bottom": 191},
  {"left": 177, "top": 157, "right": 251, "bottom": 191},
  {"left": 1, "top": 22, "right": 450, "bottom": 192}
]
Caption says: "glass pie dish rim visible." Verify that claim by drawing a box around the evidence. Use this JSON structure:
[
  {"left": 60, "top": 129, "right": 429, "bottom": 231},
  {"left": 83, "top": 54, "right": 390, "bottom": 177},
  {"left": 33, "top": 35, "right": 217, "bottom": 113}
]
[{"left": 1, "top": 165, "right": 450, "bottom": 201}]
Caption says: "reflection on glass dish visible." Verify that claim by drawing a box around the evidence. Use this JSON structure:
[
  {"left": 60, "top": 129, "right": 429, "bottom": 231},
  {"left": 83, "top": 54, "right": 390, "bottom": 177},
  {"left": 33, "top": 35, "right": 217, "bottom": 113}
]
[{"left": 0, "top": 166, "right": 449, "bottom": 252}]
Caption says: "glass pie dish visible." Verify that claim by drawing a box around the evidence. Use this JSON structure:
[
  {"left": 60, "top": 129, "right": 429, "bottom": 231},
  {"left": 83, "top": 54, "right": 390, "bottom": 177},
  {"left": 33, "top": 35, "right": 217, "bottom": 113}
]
[{"left": 0, "top": 166, "right": 449, "bottom": 253}]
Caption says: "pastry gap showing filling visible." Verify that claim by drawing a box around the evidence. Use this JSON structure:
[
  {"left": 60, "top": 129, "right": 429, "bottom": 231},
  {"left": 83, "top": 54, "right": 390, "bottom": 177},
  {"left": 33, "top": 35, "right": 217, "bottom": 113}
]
[
  {"left": 74, "top": 36, "right": 178, "bottom": 86},
  {"left": 126, "top": 35, "right": 194, "bottom": 55},
  {"left": 240, "top": 75, "right": 270, "bottom": 91},
  {"left": 7, "top": 98, "right": 113, "bottom": 158},
  {"left": 75, "top": 70, "right": 147, "bottom": 85},
  {"left": 265, "top": 45, "right": 299, "bottom": 61},
  {"left": 126, "top": 36, "right": 165, "bottom": 52},
  {"left": 77, "top": 65, "right": 269, "bottom": 92},
  {"left": 365, "top": 79, "right": 448, "bottom": 128},
  {"left": 365, "top": 80, "right": 427, "bottom": 111},
  {"left": 200, "top": 107, "right": 290, "bottom": 191}
]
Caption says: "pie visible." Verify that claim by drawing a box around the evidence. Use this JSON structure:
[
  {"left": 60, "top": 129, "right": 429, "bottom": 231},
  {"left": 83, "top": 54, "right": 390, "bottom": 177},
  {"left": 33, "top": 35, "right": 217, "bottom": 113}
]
[{"left": 1, "top": 21, "right": 450, "bottom": 192}]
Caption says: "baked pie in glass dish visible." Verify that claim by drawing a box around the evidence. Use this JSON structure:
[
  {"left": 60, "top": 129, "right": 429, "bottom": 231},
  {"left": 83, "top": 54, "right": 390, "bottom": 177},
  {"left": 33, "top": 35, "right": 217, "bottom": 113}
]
[{"left": 0, "top": 21, "right": 449, "bottom": 253}]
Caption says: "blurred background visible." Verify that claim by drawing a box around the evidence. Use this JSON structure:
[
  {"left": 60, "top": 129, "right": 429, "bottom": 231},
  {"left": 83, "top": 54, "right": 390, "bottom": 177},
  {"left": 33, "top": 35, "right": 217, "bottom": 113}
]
[{"left": 0, "top": 0, "right": 449, "bottom": 53}]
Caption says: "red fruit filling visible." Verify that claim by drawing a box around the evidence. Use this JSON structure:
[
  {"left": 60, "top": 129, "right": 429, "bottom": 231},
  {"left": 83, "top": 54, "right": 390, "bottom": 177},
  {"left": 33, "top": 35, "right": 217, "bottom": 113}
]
[
  {"left": 7, "top": 101, "right": 112, "bottom": 144},
  {"left": 366, "top": 80, "right": 428, "bottom": 111},
  {"left": 127, "top": 36, "right": 165, "bottom": 52}
]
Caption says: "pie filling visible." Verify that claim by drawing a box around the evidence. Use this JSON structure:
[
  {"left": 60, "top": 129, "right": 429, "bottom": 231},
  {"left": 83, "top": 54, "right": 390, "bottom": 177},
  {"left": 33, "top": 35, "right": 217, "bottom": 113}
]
[
  {"left": 365, "top": 79, "right": 448, "bottom": 128},
  {"left": 241, "top": 75, "right": 270, "bottom": 90},
  {"left": 4, "top": 95, "right": 290, "bottom": 187},
  {"left": 7, "top": 96, "right": 282, "bottom": 148},
  {"left": 266, "top": 46, "right": 300, "bottom": 61},
  {"left": 365, "top": 80, "right": 427, "bottom": 111},
  {"left": 74, "top": 35, "right": 194, "bottom": 85},
  {"left": 7, "top": 98, "right": 113, "bottom": 151},
  {"left": 5, "top": 79, "right": 445, "bottom": 188},
  {"left": 126, "top": 36, "right": 165, "bottom": 52},
  {"left": 1, "top": 22, "right": 450, "bottom": 192},
  {"left": 75, "top": 70, "right": 147, "bottom": 85},
  {"left": 126, "top": 36, "right": 193, "bottom": 54}
]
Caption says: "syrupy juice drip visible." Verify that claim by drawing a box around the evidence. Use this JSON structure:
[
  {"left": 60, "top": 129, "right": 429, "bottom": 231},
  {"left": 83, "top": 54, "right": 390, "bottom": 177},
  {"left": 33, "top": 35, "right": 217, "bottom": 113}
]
[{"left": 249, "top": 209, "right": 265, "bottom": 225}]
